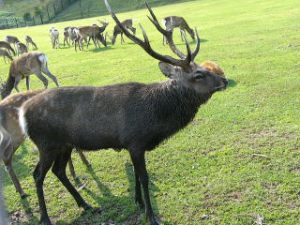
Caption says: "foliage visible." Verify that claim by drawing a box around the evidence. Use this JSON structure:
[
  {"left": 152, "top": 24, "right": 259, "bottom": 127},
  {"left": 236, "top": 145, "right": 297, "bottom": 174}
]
[{"left": 23, "top": 12, "right": 32, "bottom": 21}]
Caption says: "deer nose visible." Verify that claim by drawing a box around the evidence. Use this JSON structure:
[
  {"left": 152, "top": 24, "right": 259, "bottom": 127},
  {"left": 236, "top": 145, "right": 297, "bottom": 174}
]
[{"left": 222, "top": 77, "right": 228, "bottom": 87}]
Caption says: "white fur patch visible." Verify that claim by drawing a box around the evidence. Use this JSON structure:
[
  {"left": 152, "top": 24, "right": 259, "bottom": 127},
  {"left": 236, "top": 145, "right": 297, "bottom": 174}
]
[
  {"left": 38, "top": 54, "right": 48, "bottom": 69},
  {"left": 18, "top": 106, "right": 28, "bottom": 137}
]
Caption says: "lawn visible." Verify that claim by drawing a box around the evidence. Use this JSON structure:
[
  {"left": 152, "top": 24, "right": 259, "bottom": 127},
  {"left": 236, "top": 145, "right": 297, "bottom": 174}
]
[{"left": 1, "top": 0, "right": 300, "bottom": 224}]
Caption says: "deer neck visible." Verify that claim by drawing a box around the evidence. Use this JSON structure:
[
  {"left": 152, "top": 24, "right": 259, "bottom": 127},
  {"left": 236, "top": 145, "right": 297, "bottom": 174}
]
[{"left": 150, "top": 80, "right": 211, "bottom": 128}]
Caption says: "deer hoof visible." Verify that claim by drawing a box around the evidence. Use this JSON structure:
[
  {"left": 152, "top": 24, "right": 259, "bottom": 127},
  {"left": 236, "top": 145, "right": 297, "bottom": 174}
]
[{"left": 20, "top": 193, "right": 29, "bottom": 199}]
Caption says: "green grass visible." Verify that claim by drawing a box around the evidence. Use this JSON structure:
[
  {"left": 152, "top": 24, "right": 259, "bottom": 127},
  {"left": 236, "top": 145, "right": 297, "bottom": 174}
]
[{"left": 1, "top": 0, "right": 300, "bottom": 224}]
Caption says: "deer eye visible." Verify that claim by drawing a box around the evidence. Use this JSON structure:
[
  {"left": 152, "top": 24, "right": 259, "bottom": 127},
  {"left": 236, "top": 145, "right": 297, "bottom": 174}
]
[{"left": 194, "top": 73, "right": 206, "bottom": 80}]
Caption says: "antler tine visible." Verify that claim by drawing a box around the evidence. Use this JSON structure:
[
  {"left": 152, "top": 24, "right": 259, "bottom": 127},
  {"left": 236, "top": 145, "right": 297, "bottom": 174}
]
[
  {"left": 181, "top": 31, "right": 192, "bottom": 63},
  {"left": 145, "top": 1, "right": 187, "bottom": 60},
  {"left": 104, "top": 0, "right": 191, "bottom": 68},
  {"left": 191, "top": 28, "right": 200, "bottom": 61}
]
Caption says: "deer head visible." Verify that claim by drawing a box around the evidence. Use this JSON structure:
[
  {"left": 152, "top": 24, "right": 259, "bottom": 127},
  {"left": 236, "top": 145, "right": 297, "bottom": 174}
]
[{"left": 104, "top": 0, "right": 228, "bottom": 96}]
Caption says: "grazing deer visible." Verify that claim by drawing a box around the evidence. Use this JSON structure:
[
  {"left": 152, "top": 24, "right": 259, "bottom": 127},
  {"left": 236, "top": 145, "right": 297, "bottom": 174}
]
[
  {"left": 17, "top": 1, "right": 228, "bottom": 225},
  {"left": 162, "top": 16, "right": 195, "bottom": 45},
  {"left": 0, "top": 90, "right": 91, "bottom": 199},
  {"left": 88, "top": 21, "right": 109, "bottom": 47},
  {"left": 25, "top": 35, "right": 38, "bottom": 50},
  {"left": 16, "top": 42, "right": 28, "bottom": 55},
  {"left": 0, "top": 52, "right": 59, "bottom": 99},
  {"left": 4, "top": 35, "right": 20, "bottom": 51},
  {"left": 75, "top": 21, "right": 109, "bottom": 51},
  {"left": 49, "top": 27, "right": 59, "bottom": 49},
  {"left": 0, "top": 49, "right": 13, "bottom": 62},
  {"left": 110, "top": 19, "right": 136, "bottom": 45},
  {"left": 0, "top": 41, "right": 16, "bottom": 56}
]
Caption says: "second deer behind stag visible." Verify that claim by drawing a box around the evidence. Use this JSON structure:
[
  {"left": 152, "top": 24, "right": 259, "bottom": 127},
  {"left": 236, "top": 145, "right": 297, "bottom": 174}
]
[{"left": 162, "top": 16, "right": 195, "bottom": 44}]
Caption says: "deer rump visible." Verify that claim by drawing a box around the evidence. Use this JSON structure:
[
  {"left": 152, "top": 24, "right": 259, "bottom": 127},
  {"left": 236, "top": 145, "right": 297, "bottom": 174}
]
[{"left": 22, "top": 83, "right": 208, "bottom": 152}]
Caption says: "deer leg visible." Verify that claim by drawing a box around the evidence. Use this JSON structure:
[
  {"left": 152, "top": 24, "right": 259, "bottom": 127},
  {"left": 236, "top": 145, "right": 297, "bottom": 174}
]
[
  {"left": 121, "top": 33, "right": 125, "bottom": 44},
  {"left": 25, "top": 76, "right": 30, "bottom": 90},
  {"left": 33, "top": 151, "right": 56, "bottom": 225},
  {"left": 52, "top": 149, "right": 92, "bottom": 210},
  {"left": 41, "top": 68, "right": 59, "bottom": 87},
  {"left": 13, "top": 76, "right": 21, "bottom": 92},
  {"left": 34, "top": 72, "right": 48, "bottom": 89},
  {"left": 180, "top": 29, "right": 186, "bottom": 41},
  {"left": 4, "top": 159, "right": 28, "bottom": 198},
  {"left": 92, "top": 36, "right": 98, "bottom": 48},
  {"left": 130, "top": 151, "right": 159, "bottom": 225}
]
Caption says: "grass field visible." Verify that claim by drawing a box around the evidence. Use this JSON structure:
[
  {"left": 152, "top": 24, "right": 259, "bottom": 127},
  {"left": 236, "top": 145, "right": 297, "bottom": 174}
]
[{"left": 1, "top": 0, "right": 300, "bottom": 224}]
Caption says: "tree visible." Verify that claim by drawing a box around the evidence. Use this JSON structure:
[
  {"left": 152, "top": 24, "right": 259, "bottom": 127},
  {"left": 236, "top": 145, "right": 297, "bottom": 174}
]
[
  {"left": 34, "top": 7, "right": 44, "bottom": 24},
  {"left": 23, "top": 12, "right": 32, "bottom": 25}
]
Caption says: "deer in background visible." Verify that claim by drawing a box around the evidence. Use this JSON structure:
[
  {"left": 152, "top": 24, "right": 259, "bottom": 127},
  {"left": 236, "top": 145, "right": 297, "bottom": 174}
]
[
  {"left": 17, "top": 1, "right": 228, "bottom": 225},
  {"left": 0, "top": 41, "right": 15, "bottom": 56},
  {"left": 49, "top": 27, "right": 59, "bottom": 49},
  {"left": 16, "top": 42, "right": 28, "bottom": 55},
  {"left": 162, "top": 16, "right": 195, "bottom": 45},
  {"left": 0, "top": 90, "right": 91, "bottom": 198},
  {"left": 74, "top": 21, "right": 109, "bottom": 51},
  {"left": 25, "top": 35, "right": 38, "bottom": 50},
  {"left": 4, "top": 35, "right": 19, "bottom": 52},
  {"left": 110, "top": 19, "right": 136, "bottom": 45},
  {"left": 0, "top": 49, "right": 13, "bottom": 62},
  {"left": 0, "top": 52, "right": 59, "bottom": 99}
]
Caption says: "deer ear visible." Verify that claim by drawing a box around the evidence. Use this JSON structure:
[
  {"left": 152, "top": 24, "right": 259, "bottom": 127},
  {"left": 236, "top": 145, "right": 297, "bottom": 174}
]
[{"left": 158, "top": 62, "right": 178, "bottom": 78}]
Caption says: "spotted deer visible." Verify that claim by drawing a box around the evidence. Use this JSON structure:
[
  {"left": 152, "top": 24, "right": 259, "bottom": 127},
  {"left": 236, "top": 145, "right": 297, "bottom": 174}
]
[
  {"left": 0, "top": 52, "right": 59, "bottom": 99},
  {"left": 162, "top": 16, "right": 195, "bottom": 45},
  {"left": 25, "top": 35, "right": 38, "bottom": 50},
  {"left": 0, "top": 49, "right": 13, "bottom": 62},
  {"left": 16, "top": 42, "right": 28, "bottom": 55},
  {"left": 109, "top": 19, "right": 136, "bottom": 45},
  {"left": 0, "top": 41, "right": 16, "bottom": 56}
]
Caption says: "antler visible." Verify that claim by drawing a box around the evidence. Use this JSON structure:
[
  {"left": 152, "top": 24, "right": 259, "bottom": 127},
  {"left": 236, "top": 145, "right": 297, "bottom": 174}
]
[
  {"left": 104, "top": 0, "right": 192, "bottom": 69},
  {"left": 145, "top": 1, "right": 200, "bottom": 61}
]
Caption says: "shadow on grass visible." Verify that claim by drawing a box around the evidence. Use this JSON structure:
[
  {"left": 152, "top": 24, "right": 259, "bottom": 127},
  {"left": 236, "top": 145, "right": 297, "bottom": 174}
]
[
  {"left": 8, "top": 197, "right": 40, "bottom": 225},
  {"left": 89, "top": 46, "right": 114, "bottom": 53},
  {"left": 53, "top": 162, "right": 170, "bottom": 225},
  {"left": 228, "top": 79, "right": 237, "bottom": 88}
]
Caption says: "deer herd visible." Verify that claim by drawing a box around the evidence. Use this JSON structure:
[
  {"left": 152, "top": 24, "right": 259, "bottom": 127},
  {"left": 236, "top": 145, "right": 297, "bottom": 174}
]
[{"left": 0, "top": 1, "right": 228, "bottom": 225}]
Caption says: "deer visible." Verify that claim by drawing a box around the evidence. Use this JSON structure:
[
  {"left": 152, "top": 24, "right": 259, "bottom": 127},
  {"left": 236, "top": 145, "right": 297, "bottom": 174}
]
[
  {"left": 63, "top": 27, "right": 78, "bottom": 46},
  {"left": 0, "top": 49, "right": 13, "bottom": 62},
  {"left": 88, "top": 21, "right": 109, "bottom": 47},
  {"left": 49, "top": 27, "right": 59, "bottom": 49},
  {"left": 0, "top": 90, "right": 91, "bottom": 199},
  {"left": 75, "top": 21, "right": 109, "bottom": 51},
  {"left": 162, "top": 16, "right": 195, "bottom": 45},
  {"left": 16, "top": 42, "right": 28, "bottom": 55},
  {"left": 109, "top": 19, "right": 136, "bottom": 45},
  {"left": 4, "top": 35, "right": 20, "bottom": 52},
  {"left": 17, "top": 1, "right": 228, "bottom": 225},
  {"left": 25, "top": 35, "right": 38, "bottom": 50},
  {"left": 0, "top": 52, "right": 59, "bottom": 99},
  {"left": 0, "top": 41, "right": 16, "bottom": 56}
]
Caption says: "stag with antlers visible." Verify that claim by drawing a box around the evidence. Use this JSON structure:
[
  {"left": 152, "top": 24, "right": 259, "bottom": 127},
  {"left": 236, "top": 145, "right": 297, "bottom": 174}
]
[{"left": 17, "top": 1, "right": 227, "bottom": 225}]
